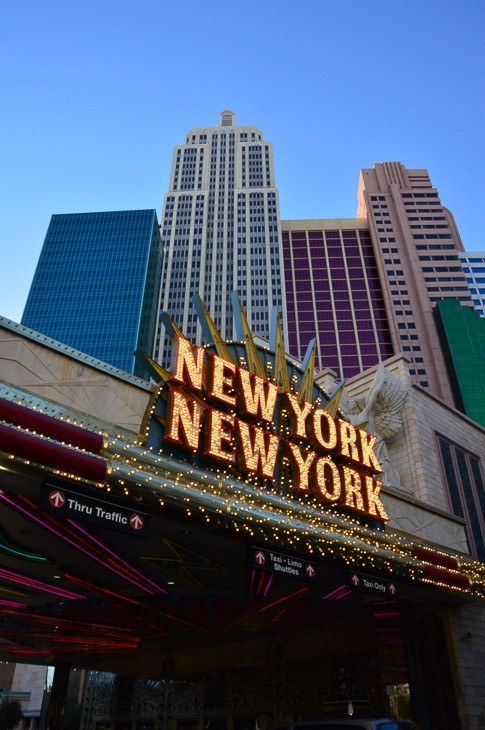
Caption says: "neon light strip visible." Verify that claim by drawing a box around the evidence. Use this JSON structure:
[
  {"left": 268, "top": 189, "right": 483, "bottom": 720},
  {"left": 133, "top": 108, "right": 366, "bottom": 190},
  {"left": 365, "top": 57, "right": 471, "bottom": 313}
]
[
  {"left": 0, "top": 491, "right": 157, "bottom": 595},
  {"left": 263, "top": 574, "right": 273, "bottom": 597},
  {"left": 270, "top": 606, "right": 287, "bottom": 625},
  {"left": 334, "top": 589, "right": 352, "bottom": 600},
  {"left": 374, "top": 611, "right": 400, "bottom": 618},
  {"left": 11, "top": 650, "right": 52, "bottom": 656},
  {"left": 64, "top": 572, "right": 141, "bottom": 606},
  {"left": 17, "top": 493, "right": 162, "bottom": 594},
  {"left": 224, "top": 586, "right": 309, "bottom": 629},
  {"left": 67, "top": 520, "right": 165, "bottom": 594},
  {"left": 0, "top": 599, "right": 26, "bottom": 608},
  {"left": 18, "top": 494, "right": 156, "bottom": 591},
  {"left": 4, "top": 610, "right": 140, "bottom": 638},
  {"left": 0, "top": 534, "right": 47, "bottom": 562},
  {"left": 0, "top": 568, "right": 83, "bottom": 600},
  {"left": 322, "top": 584, "right": 347, "bottom": 600},
  {"left": 249, "top": 568, "right": 255, "bottom": 595}
]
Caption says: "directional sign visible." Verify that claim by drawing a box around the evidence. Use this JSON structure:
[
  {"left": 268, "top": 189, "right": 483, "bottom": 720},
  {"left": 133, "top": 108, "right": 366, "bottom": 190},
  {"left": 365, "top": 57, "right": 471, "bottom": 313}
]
[
  {"left": 249, "top": 546, "right": 317, "bottom": 582},
  {"left": 348, "top": 571, "right": 398, "bottom": 598},
  {"left": 41, "top": 483, "right": 149, "bottom": 537},
  {"left": 49, "top": 490, "right": 65, "bottom": 508},
  {"left": 130, "top": 513, "right": 144, "bottom": 531}
]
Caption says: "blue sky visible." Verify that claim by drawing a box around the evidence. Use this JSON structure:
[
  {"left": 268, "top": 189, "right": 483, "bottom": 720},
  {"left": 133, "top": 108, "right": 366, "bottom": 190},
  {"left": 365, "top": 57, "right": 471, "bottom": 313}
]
[{"left": 1, "top": 0, "right": 484, "bottom": 323}]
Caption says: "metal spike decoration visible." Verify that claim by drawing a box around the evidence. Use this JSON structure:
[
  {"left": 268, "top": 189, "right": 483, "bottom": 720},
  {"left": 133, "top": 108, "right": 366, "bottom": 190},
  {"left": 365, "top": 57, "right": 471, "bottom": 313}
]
[
  {"left": 297, "top": 339, "right": 316, "bottom": 403},
  {"left": 137, "top": 351, "right": 171, "bottom": 384},
  {"left": 271, "top": 308, "right": 290, "bottom": 390},
  {"left": 322, "top": 381, "right": 346, "bottom": 418},
  {"left": 193, "top": 294, "right": 236, "bottom": 364},
  {"left": 231, "top": 292, "right": 266, "bottom": 378},
  {"left": 160, "top": 312, "right": 187, "bottom": 341}
]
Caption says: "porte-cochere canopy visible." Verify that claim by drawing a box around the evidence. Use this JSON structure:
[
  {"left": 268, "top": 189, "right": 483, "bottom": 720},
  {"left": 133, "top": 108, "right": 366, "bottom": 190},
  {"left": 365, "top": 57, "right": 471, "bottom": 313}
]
[{"left": 0, "top": 297, "right": 483, "bottom": 672}]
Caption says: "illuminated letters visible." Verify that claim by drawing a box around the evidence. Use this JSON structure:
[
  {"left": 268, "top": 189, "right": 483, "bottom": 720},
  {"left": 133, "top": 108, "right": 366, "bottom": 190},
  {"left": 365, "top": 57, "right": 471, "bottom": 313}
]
[
  {"left": 286, "top": 443, "right": 316, "bottom": 492},
  {"left": 165, "top": 388, "right": 202, "bottom": 452},
  {"left": 209, "top": 354, "right": 237, "bottom": 407},
  {"left": 204, "top": 408, "right": 235, "bottom": 464},
  {"left": 171, "top": 337, "right": 204, "bottom": 393},
  {"left": 358, "top": 430, "right": 382, "bottom": 472},
  {"left": 161, "top": 341, "right": 389, "bottom": 521},
  {"left": 235, "top": 421, "right": 280, "bottom": 480},
  {"left": 236, "top": 369, "right": 278, "bottom": 422},
  {"left": 309, "top": 409, "right": 338, "bottom": 452},
  {"left": 364, "top": 476, "right": 388, "bottom": 520},
  {"left": 284, "top": 393, "right": 312, "bottom": 438},
  {"left": 338, "top": 420, "right": 360, "bottom": 464},
  {"left": 314, "top": 456, "right": 341, "bottom": 502},
  {"left": 342, "top": 465, "right": 365, "bottom": 512}
]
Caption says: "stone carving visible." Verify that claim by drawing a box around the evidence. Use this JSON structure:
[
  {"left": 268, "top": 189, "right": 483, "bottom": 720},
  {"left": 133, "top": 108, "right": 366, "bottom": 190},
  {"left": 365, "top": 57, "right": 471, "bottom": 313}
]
[{"left": 343, "top": 364, "right": 409, "bottom": 487}]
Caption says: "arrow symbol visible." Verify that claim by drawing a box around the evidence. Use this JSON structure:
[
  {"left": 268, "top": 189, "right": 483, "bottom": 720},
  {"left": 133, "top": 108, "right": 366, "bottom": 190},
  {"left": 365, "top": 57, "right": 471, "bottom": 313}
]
[
  {"left": 49, "top": 490, "right": 65, "bottom": 508},
  {"left": 130, "top": 513, "right": 144, "bottom": 530},
  {"left": 255, "top": 550, "right": 266, "bottom": 565},
  {"left": 389, "top": 584, "right": 396, "bottom": 595},
  {"left": 351, "top": 574, "right": 360, "bottom": 586},
  {"left": 306, "top": 564, "right": 315, "bottom": 578}
]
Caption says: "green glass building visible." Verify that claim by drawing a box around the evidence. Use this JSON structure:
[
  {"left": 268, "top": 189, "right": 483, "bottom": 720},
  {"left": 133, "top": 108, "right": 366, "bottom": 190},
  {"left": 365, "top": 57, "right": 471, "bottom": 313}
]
[
  {"left": 22, "top": 210, "right": 162, "bottom": 378},
  {"left": 434, "top": 299, "right": 485, "bottom": 427}
]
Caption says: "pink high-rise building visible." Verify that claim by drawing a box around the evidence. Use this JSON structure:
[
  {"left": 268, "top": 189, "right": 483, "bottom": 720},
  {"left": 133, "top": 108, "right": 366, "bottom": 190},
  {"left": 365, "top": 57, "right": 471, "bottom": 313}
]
[{"left": 357, "top": 162, "right": 473, "bottom": 405}]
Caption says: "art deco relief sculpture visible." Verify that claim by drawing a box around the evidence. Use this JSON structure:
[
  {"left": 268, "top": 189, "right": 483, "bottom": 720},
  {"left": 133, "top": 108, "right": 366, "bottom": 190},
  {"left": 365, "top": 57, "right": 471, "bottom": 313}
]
[{"left": 343, "top": 364, "right": 409, "bottom": 487}]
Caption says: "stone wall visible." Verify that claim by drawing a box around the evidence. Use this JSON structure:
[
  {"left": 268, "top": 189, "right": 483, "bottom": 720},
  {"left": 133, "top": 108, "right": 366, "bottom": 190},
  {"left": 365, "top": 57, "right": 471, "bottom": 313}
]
[
  {"left": 345, "top": 354, "right": 484, "bottom": 552},
  {"left": 447, "top": 602, "right": 485, "bottom": 729},
  {"left": 0, "top": 322, "right": 152, "bottom": 434}
]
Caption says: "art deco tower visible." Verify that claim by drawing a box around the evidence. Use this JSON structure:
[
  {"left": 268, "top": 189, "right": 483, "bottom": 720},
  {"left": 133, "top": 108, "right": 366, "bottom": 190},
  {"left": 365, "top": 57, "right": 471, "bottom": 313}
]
[
  {"left": 357, "top": 162, "right": 473, "bottom": 405},
  {"left": 156, "top": 111, "right": 286, "bottom": 365}
]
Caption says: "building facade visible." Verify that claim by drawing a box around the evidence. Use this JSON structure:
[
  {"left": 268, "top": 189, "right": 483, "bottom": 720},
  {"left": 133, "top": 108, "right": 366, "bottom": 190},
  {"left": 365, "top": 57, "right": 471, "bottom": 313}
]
[
  {"left": 281, "top": 218, "right": 394, "bottom": 378},
  {"left": 21, "top": 210, "right": 162, "bottom": 378},
  {"left": 156, "top": 111, "right": 286, "bottom": 366},
  {"left": 356, "top": 162, "right": 473, "bottom": 406},
  {"left": 459, "top": 251, "right": 485, "bottom": 316}
]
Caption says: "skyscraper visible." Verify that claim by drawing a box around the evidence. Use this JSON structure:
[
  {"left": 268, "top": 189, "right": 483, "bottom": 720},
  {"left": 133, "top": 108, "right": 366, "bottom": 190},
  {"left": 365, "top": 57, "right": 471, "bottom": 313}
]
[
  {"left": 357, "top": 162, "right": 473, "bottom": 405},
  {"left": 22, "top": 210, "right": 162, "bottom": 378},
  {"left": 156, "top": 111, "right": 286, "bottom": 366},
  {"left": 282, "top": 218, "right": 394, "bottom": 378},
  {"left": 459, "top": 251, "right": 485, "bottom": 317}
]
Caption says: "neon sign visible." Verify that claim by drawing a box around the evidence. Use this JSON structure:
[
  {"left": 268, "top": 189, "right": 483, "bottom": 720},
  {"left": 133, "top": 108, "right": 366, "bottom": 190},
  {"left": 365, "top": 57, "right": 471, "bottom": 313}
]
[{"left": 163, "top": 336, "right": 388, "bottom": 522}]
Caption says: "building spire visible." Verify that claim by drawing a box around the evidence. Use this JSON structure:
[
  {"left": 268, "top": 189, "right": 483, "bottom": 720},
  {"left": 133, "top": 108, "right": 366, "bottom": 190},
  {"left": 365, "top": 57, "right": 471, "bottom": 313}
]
[{"left": 220, "top": 110, "right": 235, "bottom": 126}]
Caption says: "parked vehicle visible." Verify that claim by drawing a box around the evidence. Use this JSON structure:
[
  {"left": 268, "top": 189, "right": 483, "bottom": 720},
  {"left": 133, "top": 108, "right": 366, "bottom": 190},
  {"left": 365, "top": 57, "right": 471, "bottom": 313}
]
[{"left": 273, "top": 719, "right": 416, "bottom": 730}]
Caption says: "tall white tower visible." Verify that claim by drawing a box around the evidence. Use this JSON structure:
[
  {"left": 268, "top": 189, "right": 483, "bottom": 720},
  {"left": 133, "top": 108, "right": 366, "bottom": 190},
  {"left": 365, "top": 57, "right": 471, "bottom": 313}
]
[{"left": 156, "top": 111, "right": 287, "bottom": 365}]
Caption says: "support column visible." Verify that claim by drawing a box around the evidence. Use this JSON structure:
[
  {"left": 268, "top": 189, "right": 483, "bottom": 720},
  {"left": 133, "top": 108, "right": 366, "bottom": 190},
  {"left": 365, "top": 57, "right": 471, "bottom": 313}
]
[
  {"left": 45, "top": 662, "right": 71, "bottom": 730},
  {"left": 113, "top": 675, "right": 136, "bottom": 728}
]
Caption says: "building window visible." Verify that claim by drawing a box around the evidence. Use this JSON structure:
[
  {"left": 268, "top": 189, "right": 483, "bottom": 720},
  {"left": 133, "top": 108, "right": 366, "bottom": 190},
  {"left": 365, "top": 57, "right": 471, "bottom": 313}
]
[{"left": 438, "top": 436, "right": 485, "bottom": 561}]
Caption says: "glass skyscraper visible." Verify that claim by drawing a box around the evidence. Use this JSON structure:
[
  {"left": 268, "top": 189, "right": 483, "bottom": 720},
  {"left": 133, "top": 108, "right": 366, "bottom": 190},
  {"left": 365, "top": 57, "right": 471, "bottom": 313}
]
[
  {"left": 156, "top": 110, "right": 286, "bottom": 366},
  {"left": 459, "top": 251, "right": 485, "bottom": 317},
  {"left": 22, "top": 209, "right": 162, "bottom": 378}
]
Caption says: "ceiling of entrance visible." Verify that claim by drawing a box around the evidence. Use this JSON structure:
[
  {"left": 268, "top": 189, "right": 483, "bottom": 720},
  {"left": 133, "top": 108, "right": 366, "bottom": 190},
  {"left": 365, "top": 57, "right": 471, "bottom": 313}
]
[{"left": 0, "top": 461, "right": 469, "bottom": 678}]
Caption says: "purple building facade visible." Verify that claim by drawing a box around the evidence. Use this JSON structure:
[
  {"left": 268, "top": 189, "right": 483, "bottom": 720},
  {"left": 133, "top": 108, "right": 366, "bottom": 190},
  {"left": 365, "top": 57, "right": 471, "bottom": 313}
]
[{"left": 282, "top": 219, "right": 394, "bottom": 379}]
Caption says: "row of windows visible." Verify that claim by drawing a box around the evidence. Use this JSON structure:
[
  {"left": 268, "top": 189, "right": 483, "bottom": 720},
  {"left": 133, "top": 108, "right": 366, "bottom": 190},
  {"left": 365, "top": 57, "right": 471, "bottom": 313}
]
[{"left": 402, "top": 192, "right": 439, "bottom": 198}]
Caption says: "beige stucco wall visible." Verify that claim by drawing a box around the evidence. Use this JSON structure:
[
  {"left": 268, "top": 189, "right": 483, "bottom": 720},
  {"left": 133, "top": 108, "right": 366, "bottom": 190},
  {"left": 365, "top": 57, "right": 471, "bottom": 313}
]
[
  {"left": 0, "top": 324, "right": 153, "bottom": 434},
  {"left": 447, "top": 602, "right": 485, "bottom": 729}
]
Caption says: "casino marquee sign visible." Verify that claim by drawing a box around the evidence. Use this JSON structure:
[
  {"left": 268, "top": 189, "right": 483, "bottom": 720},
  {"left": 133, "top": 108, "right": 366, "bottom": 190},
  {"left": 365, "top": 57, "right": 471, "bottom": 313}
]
[{"left": 142, "top": 299, "right": 388, "bottom": 525}]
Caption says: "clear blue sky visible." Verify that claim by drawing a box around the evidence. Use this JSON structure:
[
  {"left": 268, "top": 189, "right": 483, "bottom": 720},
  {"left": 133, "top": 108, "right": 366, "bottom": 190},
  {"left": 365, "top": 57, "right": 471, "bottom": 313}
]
[{"left": 1, "top": 0, "right": 484, "bottom": 323}]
